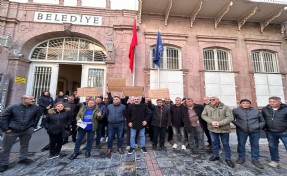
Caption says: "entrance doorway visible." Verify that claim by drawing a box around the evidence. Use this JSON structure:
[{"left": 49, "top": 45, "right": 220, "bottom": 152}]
[{"left": 57, "top": 64, "right": 82, "bottom": 96}]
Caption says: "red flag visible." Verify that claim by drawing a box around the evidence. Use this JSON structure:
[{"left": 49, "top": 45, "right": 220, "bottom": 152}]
[{"left": 128, "top": 20, "right": 138, "bottom": 72}]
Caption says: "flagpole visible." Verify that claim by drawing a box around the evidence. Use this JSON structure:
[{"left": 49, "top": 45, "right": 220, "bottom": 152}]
[
  {"left": 132, "top": 51, "right": 135, "bottom": 86},
  {"left": 157, "top": 66, "right": 160, "bottom": 88}
]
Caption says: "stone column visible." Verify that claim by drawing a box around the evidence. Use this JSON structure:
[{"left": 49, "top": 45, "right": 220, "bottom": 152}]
[
  {"left": 106, "top": 0, "right": 111, "bottom": 9},
  {"left": 77, "top": 0, "right": 82, "bottom": 6}
]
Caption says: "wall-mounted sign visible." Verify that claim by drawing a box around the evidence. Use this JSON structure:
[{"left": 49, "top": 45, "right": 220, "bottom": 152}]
[
  {"left": 34, "top": 12, "right": 102, "bottom": 26},
  {"left": 15, "top": 76, "right": 26, "bottom": 84}
]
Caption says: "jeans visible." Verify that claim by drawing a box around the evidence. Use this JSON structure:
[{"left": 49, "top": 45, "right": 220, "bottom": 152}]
[
  {"left": 209, "top": 131, "right": 231, "bottom": 160},
  {"left": 130, "top": 128, "right": 145, "bottom": 148},
  {"left": 266, "top": 131, "right": 287, "bottom": 162},
  {"left": 96, "top": 121, "right": 103, "bottom": 145},
  {"left": 108, "top": 122, "right": 124, "bottom": 149},
  {"left": 172, "top": 126, "right": 185, "bottom": 144},
  {"left": 153, "top": 126, "right": 166, "bottom": 147},
  {"left": 49, "top": 132, "right": 63, "bottom": 155},
  {"left": 74, "top": 128, "right": 95, "bottom": 154},
  {"left": 236, "top": 128, "right": 260, "bottom": 160},
  {"left": 0, "top": 127, "right": 34, "bottom": 165},
  {"left": 187, "top": 126, "right": 205, "bottom": 153}
]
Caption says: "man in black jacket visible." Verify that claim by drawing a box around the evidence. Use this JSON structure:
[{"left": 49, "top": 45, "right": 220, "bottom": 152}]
[
  {"left": 127, "top": 97, "right": 149, "bottom": 154},
  {"left": 170, "top": 97, "right": 186, "bottom": 150},
  {"left": 0, "top": 95, "right": 42, "bottom": 172},
  {"left": 148, "top": 98, "right": 171, "bottom": 150},
  {"left": 232, "top": 99, "right": 265, "bottom": 169},
  {"left": 262, "top": 96, "right": 287, "bottom": 168}
]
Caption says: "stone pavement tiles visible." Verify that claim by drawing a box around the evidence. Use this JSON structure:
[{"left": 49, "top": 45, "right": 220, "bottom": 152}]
[{"left": 1, "top": 140, "right": 287, "bottom": 176}]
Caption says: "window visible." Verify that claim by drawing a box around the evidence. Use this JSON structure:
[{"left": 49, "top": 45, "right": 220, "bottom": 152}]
[
  {"left": 87, "top": 68, "right": 104, "bottom": 87},
  {"left": 203, "top": 48, "right": 232, "bottom": 71},
  {"left": 252, "top": 50, "right": 279, "bottom": 73},
  {"left": 32, "top": 66, "right": 52, "bottom": 103},
  {"left": 30, "top": 37, "right": 107, "bottom": 62},
  {"left": 151, "top": 46, "right": 181, "bottom": 70}
]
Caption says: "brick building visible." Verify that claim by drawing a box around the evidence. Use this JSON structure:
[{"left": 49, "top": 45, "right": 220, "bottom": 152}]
[{"left": 0, "top": 0, "right": 287, "bottom": 110}]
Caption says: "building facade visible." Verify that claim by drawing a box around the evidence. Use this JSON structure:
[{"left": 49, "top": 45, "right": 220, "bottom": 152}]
[{"left": 0, "top": 0, "right": 287, "bottom": 110}]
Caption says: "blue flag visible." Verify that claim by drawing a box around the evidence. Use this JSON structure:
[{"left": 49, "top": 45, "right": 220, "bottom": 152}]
[{"left": 153, "top": 32, "right": 164, "bottom": 67}]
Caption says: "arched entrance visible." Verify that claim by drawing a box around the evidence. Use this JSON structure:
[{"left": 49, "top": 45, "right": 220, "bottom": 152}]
[{"left": 26, "top": 37, "right": 107, "bottom": 100}]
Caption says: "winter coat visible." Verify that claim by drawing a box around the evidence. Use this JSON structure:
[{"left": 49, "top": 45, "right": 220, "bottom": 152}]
[
  {"left": 201, "top": 102, "right": 234, "bottom": 133},
  {"left": 183, "top": 104, "right": 205, "bottom": 132},
  {"left": 76, "top": 106, "right": 103, "bottom": 131},
  {"left": 170, "top": 104, "right": 185, "bottom": 128},
  {"left": 232, "top": 107, "right": 265, "bottom": 133},
  {"left": 262, "top": 104, "right": 287, "bottom": 133},
  {"left": 44, "top": 109, "right": 71, "bottom": 135},
  {"left": 127, "top": 103, "right": 149, "bottom": 129},
  {"left": 148, "top": 101, "right": 171, "bottom": 128},
  {"left": 0, "top": 103, "right": 42, "bottom": 132},
  {"left": 54, "top": 95, "right": 67, "bottom": 104},
  {"left": 63, "top": 102, "right": 80, "bottom": 121},
  {"left": 106, "top": 103, "right": 126, "bottom": 124},
  {"left": 38, "top": 95, "right": 54, "bottom": 115}
]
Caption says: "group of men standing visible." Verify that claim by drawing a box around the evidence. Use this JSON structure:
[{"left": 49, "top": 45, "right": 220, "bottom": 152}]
[{"left": 0, "top": 93, "right": 286, "bottom": 172}]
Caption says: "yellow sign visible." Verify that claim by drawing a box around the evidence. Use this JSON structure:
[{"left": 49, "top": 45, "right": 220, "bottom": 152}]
[{"left": 15, "top": 76, "right": 26, "bottom": 84}]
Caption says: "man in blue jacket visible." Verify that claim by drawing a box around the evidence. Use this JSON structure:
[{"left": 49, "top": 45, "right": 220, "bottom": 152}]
[
  {"left": 0, "top": 95, "right": 42, "bottom": 172},
  {"left": 262, "top": 96, "right": 287, "bottom": 168},
  {"left": 105, "top": 96, "right": 126, "bottom": 155}
]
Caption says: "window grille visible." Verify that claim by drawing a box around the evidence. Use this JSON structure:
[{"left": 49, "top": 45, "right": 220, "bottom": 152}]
[
  {"left": 151, "top": 46, "right": 181, "bottom": 70},
  {"left": 252, "top": 50, "right": 279, "bottom": 73},
  {"left": 203, "top": 48, "right": 232, "bottom": 71},
  {"left": 32, "top": 67, "right": 52, "bottom": 103},
  {"left": 31, "top": 37, "right": 107, "bottom": 62},
  {"left": 87, "top": 69, "right": 104, "bottom": 87}
]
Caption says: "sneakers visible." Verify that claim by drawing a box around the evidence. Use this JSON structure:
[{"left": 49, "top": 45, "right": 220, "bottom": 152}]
[
  {"left": 47, "top": 154, "right": 59, "bottom": 159},
  {"left": 105, "top": 137, "right": 108, "bottom": 143},
  {"left": 141, "top": 147, "right": 147, "bottom": 153},
  {"left": 252, "top": 160, "right": 264, "bottom": 169},
  {"left": 18, "top": 158, "right": 34, "bottom": 164},
  {"left": 172, "top": 144, "right": 178, "bottom": 149},
  {"left": 128, "top": 147, "right": 135, "bottom": 154},
  {"left": 126, "top": 146, "right": 131, "bottom": 150},
  {"left": 236, "top": 157, "right": 246, "bottom": 164},
  {"left": 0, "top": 165, "right": 8, "bottom": 172},
  {"left": 181, "top": 145, "right": 186, "bottom": 150},
  {"left": 268, "top": 161, "right": 279, "bottom": 168},
  {"left": 100, "top": 137, "right": 105, "bottom": 143}
]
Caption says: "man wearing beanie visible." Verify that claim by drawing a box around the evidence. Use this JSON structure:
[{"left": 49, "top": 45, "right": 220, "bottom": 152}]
[{"left": 232, "top": 99, "right": 265, "bottom": 169}]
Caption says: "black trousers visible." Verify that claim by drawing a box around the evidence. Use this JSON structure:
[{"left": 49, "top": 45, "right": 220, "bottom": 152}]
[
  {"left": 49, "top": 132, "right": 63, "bottom": 155},
  {"left": 153, "top": 126, "right": 166, "bottom": 147},
  {"left": 201, "top": 121, "right": 211, "bottom": 145}
]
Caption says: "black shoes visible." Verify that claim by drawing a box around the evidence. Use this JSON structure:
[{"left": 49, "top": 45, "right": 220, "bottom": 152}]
[
  {"left": 0, "top": 165, "right": 8, "bottom": 172},
  {"left": 160, "top": 146, "right": 166, "bottom": 151},
  {"left": 152, "top": 145, "right": 157, "bottom": 150},
  {"left": 236, "top": 157, "right": 246, "bottom": 164},
  {"left": 18, "top": 158, "right": 34, "bottom": 164},
  {"left": 252, "top": 160, "right": 264, "bottom": 169},
  {"left": 226, "top": 160, "right": 235, "bottom": 168},
  {"left": 209, "top": 156, "right": 220, "bottom": 161},
  {"left": 105, "top": 149, "right": 112, "bottom": 156},
  {"left": 69, "top": 153, "right": 79, "bottom": 160},
  {"left": 141, "top": 147, "right": 147, "bottom": 153},
  {"left": 85, "top": 152, "right": 91, "bottom": 158},
  {"left": 128, "top": 147, "right": 135, "bottom": 154}
]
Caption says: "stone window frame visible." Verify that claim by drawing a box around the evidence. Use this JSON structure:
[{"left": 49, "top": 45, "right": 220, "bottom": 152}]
[
  {"left": 251, "top": 49, "right": 279, "bottom": 73},
  {"left": 203, "top": 47, "right": 233, "bottom": 72}
]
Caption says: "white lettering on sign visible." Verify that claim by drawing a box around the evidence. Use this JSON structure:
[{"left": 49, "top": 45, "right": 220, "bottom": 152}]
[{"left": 34, "top": 12, "right": 102, "bottom": 26}]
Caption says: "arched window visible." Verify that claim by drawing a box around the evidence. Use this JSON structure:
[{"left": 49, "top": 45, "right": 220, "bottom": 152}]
[
  {"left": 252, "top": 50, "right": 279, "bottom": 73},
  {"left": 203, "top": 48, "right": 232, "bottom": 71},
  {"left": 150, "top": 46, "right": 181, "bottom": 70},
  {"left": 30, "top": 37, "right": 107, "bottom": 62}
]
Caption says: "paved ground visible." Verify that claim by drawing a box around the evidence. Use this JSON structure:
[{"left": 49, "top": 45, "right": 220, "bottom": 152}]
[{"left": 1, "top": 131, "right": 287, "bottom": 176}]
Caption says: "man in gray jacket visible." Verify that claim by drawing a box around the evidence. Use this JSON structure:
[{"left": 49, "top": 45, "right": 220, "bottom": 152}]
[
  {"left": 0, "top": 95, "right": 42, "bottom": 172},
  {"left": 232, "top": 99, "right": 265, "bottom": 169}
]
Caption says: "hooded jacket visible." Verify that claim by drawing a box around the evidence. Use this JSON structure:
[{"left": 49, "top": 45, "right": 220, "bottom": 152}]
[{"left": 262, "top": 104, "right": 287, "bottom": 133}]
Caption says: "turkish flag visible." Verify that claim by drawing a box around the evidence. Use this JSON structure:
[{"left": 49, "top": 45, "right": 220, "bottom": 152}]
[{"left": 128, "top": 20, "right": 138, "bottom": 72}]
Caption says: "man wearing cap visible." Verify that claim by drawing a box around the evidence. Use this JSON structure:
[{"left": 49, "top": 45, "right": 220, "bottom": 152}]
[
  {"left": 262, "top": 96, "right": 287, "bottom": 168},
  {"left": 201, "top": 96, "right": 235, "bottom": 168},
  {"left": 232, "top": 99, "right": 265, "bottom": 169}
]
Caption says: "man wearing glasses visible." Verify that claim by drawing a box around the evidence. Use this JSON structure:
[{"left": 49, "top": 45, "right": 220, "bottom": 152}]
[{"left": 201, "top": 96, "right": 235, "bottom": 168}]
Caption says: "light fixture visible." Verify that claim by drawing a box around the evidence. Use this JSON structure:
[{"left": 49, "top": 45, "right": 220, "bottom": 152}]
[{"left": 0, "top": 34, "right": 14, "bottom": 48}]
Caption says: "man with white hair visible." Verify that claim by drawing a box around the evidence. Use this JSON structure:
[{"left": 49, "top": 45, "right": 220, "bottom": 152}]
[
  {"left": 201, "top": 96, "right": 235, "bottom": 168},
  {"left": 0, "top": 95, "right": 42, "bottom": 172}
]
